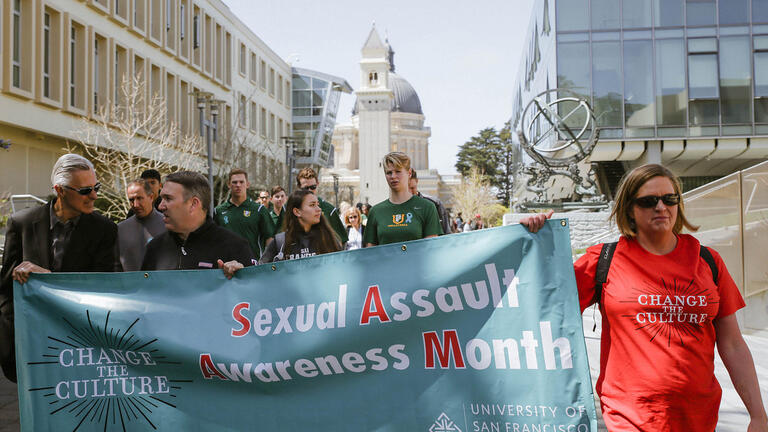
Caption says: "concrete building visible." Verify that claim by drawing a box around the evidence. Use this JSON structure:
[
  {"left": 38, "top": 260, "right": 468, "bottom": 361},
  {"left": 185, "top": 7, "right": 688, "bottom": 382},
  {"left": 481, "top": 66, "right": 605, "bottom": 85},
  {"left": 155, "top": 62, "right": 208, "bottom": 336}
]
[
  {"left": 511, "top": 0, "right": 768, "bottom": 201},
  {"left": 0, "top": 0, "right": 291, "bottom": 200},
  {"left": 327, "top": 26, "right": 454, "bottom": 208}
]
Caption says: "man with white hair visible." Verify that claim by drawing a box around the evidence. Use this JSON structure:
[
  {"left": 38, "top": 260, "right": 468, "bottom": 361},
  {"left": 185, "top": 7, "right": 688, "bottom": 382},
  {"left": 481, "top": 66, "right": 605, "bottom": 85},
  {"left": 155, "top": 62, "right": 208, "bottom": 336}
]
[{"left": 0, "top": 153, "right": 117, "bottom": 382}]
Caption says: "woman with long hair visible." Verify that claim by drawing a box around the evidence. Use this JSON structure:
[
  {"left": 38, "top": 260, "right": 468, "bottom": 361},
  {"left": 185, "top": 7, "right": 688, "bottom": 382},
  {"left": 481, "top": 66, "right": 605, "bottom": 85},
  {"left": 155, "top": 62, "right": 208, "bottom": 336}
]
[
  {"left": 344, "top": 207, "right": 364, "bottom": 250},
  {"left": 363, "top": 152, "right": 442, "bottom": 246},
  {"left": 521, "top": 164, "right": 767, "bottom": 432},
  {"left": 259, "top": 189, "right": 342, "bottom": 263}
]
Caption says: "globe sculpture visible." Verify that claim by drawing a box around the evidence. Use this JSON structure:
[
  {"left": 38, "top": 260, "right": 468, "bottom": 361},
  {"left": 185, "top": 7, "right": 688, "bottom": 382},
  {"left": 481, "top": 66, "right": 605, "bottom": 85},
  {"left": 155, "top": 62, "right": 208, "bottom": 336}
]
[{"left": 516, "top": 88, "right": 606, "bottom": 208}]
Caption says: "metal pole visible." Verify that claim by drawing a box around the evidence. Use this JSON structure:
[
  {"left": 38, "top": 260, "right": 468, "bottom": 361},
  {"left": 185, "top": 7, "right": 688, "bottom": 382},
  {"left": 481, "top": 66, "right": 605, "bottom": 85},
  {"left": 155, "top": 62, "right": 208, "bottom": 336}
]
[{"left": 205, "top": 122, "right": 214, "bottom": 218}]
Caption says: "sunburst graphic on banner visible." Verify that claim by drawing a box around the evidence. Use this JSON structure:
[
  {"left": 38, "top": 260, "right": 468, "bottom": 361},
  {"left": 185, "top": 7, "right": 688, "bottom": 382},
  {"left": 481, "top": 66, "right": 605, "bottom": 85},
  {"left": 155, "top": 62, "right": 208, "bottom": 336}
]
[
  {"left": 621, "top": 277, "right": 718, "bottom": 348},
  {"left": 26, "top": 309, "right": 192, "bottom": 431}
]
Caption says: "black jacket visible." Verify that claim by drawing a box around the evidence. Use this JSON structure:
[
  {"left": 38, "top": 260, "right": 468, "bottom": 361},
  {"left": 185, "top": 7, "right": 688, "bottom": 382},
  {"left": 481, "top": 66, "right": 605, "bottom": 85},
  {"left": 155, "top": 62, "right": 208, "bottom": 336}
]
[
  {"left": 141, "top": 219, "right": 255, "bottom": 270},
  {"left": 0, "top": 201, "right": 117, "bottom": 382}
]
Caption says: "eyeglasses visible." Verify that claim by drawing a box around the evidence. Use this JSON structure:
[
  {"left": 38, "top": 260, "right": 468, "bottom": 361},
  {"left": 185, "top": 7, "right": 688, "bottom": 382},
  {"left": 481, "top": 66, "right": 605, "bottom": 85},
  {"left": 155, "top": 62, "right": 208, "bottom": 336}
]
[
  {"left": 349, "top": 215, "right": 358, "bottom": 219},
  {"left": 259, "top": 196, "right": 269, "bottom": 200},
  {"left": 633, "top": 193, "right": 680, "bottom": 208},
  {"left": 63, "top": 182, "right": 101, "bottom": 195},
  {"left": 302, "top": 185, "right": 317, "bottom": 191}
]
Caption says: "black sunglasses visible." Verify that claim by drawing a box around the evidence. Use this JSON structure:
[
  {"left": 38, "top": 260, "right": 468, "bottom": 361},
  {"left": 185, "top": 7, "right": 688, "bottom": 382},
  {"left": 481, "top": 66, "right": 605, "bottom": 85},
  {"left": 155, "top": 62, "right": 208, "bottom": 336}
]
[
  {"left": 302, "top": 185, "right": 317, "bottom": 191},
  {"left": 63, "top": 182, "right": 101, "bottom": 195},
  {"left": 634, "top": 193, "right": 680, "bottom": 208}
]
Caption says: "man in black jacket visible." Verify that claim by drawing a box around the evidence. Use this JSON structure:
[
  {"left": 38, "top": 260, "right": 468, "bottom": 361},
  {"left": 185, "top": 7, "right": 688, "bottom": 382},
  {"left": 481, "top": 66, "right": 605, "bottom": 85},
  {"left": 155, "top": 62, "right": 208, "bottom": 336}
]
[
  {"left": 0, "top": 154, "right": 117, "bottom": 382},
  {"left": 141, "top": 171, "right": 254, "bottom": 274}
]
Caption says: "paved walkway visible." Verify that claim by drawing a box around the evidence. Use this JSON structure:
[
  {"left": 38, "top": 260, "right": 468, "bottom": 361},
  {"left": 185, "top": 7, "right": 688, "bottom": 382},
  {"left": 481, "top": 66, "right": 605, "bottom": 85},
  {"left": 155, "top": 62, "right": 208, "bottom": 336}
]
[{"left": 0, "top": 315, "right": 765, "bottom": 430}]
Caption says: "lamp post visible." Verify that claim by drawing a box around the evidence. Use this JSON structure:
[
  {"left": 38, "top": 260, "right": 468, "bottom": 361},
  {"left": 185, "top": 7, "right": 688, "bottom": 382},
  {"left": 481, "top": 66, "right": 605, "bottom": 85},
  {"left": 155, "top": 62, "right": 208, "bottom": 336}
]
[
  {"left": 280, "top": 136, "right": 300, "bottom": 194},
  {"left": 191, "top": 91, "right": 221, "bottom": 216}
]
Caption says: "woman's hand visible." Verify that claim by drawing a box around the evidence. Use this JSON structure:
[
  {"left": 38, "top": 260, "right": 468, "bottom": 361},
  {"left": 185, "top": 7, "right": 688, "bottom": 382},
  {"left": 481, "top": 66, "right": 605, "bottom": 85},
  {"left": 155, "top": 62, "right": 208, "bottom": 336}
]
[
  {"left": 518, "top": 210, "right": 554, "bottom": 233},
  {"left": 217, "top": 259, "right": 244, "bottom": 280}
]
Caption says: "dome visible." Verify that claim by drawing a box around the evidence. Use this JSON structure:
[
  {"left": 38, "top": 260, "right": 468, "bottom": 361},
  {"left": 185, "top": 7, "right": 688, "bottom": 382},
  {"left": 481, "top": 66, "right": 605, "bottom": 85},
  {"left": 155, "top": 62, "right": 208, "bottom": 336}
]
[{"left": 352, "top": 72, "right": 423, "bottom": 116}]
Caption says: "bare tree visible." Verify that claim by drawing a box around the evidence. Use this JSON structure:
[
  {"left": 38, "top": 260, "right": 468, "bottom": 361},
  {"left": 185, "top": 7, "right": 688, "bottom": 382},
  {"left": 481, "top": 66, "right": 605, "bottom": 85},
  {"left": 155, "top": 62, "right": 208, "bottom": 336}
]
[
  {"left": 452, "top": 167, "right": 508, "bottom": 227},
  {"left": 68, "top": 76, "right": 205, "bottom": 220},
  {"left": 212, "top": 89, "right": 285, "bottom": 205}
]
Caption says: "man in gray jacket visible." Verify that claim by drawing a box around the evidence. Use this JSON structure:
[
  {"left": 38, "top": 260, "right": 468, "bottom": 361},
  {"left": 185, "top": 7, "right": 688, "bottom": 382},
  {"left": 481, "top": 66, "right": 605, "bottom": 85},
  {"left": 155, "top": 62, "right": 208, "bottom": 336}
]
[{"left": 116, "top": 179, "right": 166, "bottom": 271}]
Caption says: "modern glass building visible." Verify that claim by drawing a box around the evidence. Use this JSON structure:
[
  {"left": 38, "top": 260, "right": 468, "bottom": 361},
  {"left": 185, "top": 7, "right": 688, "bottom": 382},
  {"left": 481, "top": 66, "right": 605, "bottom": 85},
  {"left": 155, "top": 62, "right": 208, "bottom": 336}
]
[
  {"left": 291, "top": 67, "right": 352, "bottom": 168},
  {"left": 512, "top": 0, "right": 768, "bottom": 198}
]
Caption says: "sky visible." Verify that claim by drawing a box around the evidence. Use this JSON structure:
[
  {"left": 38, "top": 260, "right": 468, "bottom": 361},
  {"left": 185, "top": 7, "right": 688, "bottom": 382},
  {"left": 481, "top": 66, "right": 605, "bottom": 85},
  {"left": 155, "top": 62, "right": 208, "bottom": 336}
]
[{"left": 223, "top": 0, "right": 536, "bottom": 175}]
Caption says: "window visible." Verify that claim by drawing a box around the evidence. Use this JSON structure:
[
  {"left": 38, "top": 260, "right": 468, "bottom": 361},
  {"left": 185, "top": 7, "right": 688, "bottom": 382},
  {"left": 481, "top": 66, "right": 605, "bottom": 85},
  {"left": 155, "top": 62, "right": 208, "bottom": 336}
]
[
  {"left": 556, "top": 41, "right": 590, "bottom": 130},
  {"left": 623, "top": 40, "right": 654, "bottom": 128},
  {"left": 688, "top": 38, "right": 719, "bottom": 125},
  {"left": 93, "top": 34, "right": 109, "bottom": 114},
  {"left": 556, "top": 0, "right": 588, "bottom": 31},
  {"left": 43, "top": 12, "right": 51, "bottom": 98},
  {"left": 285, "top": 80, "right": 291, "bottom": 107},
  {"left": 250, "top": 52, "right": 257, "bottom": 82},
  {"left": 591, "top": 0, "right": 619, "bottom": 30},
  {"left": 150, "top": 64, "right": 161, "bottom": 98},
  {"left": 166, "top": 73, "right": 177, "bottom": 126},
  {"left": 250, "top": 101, "right": 257, "bottom": 132},
  {"left": 239, "top": 43, "right": 246, "bottom": 75},
  {"left": 239, "top": 94, "right": 246, "bottom": 127},
  {"left": 259, "top": 60, "right": 266, "bottom": 89},
  {"left": 225, "top": 32, "right": 232, "bottom": 86},
  {"left": 192, "top": 6, "right": 201, "bottom": 68},
  {"left": 215, "top": 23, "right": 222, "bottom": 81},
  {"left": 623, "top": 0, "right": 651, "bottom": 28},
  {"left": 269, "top": 67, "right": 275, "bottom": 96},
  {"left": 179, "top": 80, "right": 190, "bottom": 134},
  {"left": 165, "top": 0, "right": 177, "bottom": 52},
  {"left": 754, "top": 36, "right": 768, "bottom": 123},
  {"left": 133, "top": 0, "right": 146, "bottom": 34},
  {"left": 179, "top": 0, "right": 189, "bottom": 59},
  {"left": 68, "top": 22, "right": 86, "bottom": 110},
  {"left": 114, "top": 44, "right": 128, "bottom": 105},
  {"left": 686, "top": 0, "right": 716, "bottom": 26},
  {"left": 655, "top": 38, "right": 687, "bottom": 126},
  {"left": 653, "top": 0, "right": 683, "bottom": 27},
  {"left": 756, "top": 0, "right": 768, "bottom": 23},
  {"left": 12, "top": 0, "right": 23, "bottom": 89},
  {"left": 592, "top": 41, "right": 622, "bottom": 127},
  {"left": 277, "top": 75, "right": 283, "bottom": 103},
  {"left": 114, "top": 0, "right": 128, "bottom": 21},
  {"left": 719, "top": 36, "right": 751, "bottom": 124},
  {"left": 204, "top": 15, "right": 212, "bottom": 74},
  {"left": 150, "top": 0, "right": 162, "bottom": 42},
  {"left": 260, "top": 107, "right": 266, "bottom": 136},
  {"left": 719, "top": 0, "right": 749, "bottom": 25},
  {"left": 269, "top": 113, "right": 275, "bottom": 141}
]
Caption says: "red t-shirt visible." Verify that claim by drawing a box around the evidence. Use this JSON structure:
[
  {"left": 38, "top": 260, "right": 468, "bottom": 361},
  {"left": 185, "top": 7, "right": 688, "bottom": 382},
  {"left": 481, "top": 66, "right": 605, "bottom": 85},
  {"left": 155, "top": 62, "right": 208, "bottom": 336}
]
[{"left": 574, "top": 234, "right": 745, "bottom": 432}]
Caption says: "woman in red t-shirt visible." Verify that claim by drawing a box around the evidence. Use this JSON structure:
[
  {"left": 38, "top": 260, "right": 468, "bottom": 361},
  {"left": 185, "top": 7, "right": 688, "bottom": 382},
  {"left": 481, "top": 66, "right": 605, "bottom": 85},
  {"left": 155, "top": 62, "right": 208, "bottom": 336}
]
[{"left": 522, "top": 164, "right": 767, "bottom": 432}]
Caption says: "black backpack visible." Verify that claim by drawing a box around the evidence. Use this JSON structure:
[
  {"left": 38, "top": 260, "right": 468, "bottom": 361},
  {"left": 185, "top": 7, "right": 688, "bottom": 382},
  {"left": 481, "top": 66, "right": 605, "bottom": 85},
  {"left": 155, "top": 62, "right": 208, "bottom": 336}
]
[{"left": 591, "top": 241, "right": 719, "bottom": 330}]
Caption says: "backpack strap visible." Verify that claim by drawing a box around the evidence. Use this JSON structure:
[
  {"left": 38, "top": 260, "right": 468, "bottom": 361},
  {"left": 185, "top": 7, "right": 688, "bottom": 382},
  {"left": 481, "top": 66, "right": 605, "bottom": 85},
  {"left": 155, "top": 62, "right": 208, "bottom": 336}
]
[
  {"left": 699, "top": 245, "right": 719, "bottom": 286},
  {"left": 593, "top": 241, "right": 618, "bottom": 306}
]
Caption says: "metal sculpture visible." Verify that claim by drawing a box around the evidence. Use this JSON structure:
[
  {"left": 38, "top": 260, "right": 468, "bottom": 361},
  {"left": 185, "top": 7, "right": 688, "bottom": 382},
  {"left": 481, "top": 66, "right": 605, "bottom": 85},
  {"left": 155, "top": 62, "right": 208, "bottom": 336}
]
[{"left": 516, "top": 88, "right": 606, "bottom": 207}]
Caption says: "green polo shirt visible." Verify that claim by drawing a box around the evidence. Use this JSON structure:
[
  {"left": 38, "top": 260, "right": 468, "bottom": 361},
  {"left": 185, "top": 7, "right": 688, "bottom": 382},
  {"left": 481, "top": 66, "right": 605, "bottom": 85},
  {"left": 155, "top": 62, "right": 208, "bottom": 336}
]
[
  {"left": 318, "top": 197, "right": 348, "bottom": 244},
  {"left": 363, "top": 195, "right": 443, "bottom": 246},
  {"left": 214, "top": 197, "right": 275, "bottom": 257},
  {"left": 269, "top": 207, "right": 285, "bottom": 233}
]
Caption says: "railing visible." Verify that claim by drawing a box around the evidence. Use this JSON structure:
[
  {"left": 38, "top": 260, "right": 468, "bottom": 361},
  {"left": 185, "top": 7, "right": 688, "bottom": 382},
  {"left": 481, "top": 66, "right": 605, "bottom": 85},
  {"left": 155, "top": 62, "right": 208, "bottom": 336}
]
[
  {"left": 10, "top": 194, "right": 46, "bottom": 213},
  {"left": 683, "top": 159, "right": 768, "bottom": 333}
]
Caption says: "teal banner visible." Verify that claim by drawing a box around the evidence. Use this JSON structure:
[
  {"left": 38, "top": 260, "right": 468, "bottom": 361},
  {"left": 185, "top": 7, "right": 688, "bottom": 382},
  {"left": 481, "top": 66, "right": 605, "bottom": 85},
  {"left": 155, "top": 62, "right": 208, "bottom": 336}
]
[{"left": 15, "top": 221, "right": 597, "bottom": 432}]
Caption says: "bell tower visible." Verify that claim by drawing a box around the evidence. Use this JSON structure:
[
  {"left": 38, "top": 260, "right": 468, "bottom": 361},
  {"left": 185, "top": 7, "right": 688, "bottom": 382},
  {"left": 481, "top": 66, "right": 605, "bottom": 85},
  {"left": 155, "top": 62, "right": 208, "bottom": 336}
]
[{"left": 356, "top": 24, "right": 393, "bottom": 205}]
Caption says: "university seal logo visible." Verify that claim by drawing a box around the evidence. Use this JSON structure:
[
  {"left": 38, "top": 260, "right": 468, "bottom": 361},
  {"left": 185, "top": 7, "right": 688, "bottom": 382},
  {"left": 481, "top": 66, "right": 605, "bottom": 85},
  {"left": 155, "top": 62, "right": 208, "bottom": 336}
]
[{"left": 393, "top": 214, "right": 405, "bottom": 224}]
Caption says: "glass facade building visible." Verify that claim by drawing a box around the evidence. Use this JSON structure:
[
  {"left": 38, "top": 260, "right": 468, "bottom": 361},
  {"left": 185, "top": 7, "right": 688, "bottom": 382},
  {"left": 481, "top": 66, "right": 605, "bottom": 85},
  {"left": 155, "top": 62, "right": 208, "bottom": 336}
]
[
  {"left": 512, "top": 0, "right": 768, "bottom": 196},
  {"left": 291, "top": 67, "right": 352, "bottom": 168}
]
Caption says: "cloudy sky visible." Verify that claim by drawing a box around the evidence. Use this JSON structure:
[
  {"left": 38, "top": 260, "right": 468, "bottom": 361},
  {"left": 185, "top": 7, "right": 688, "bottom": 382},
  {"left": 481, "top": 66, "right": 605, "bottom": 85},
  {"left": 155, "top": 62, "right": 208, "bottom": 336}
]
[{"left": 223, "top": 0, "right": 536, "bottom": 174}]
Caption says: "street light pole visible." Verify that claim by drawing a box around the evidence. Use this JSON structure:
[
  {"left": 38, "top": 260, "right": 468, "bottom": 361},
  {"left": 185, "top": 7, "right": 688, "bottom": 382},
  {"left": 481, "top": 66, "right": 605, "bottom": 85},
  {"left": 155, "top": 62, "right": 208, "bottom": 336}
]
[{"left": 191, "top": 91, "right": 217, "bottom": 217}]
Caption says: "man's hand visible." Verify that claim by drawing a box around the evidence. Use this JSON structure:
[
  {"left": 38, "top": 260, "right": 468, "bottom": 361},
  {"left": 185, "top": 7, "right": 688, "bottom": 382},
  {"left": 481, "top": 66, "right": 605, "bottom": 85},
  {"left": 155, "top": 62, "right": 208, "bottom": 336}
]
[
  {"left": 12, "top": 261, "right": 51, "bottom": 284},
  {"left": 519, "top": 210, "right": 554, "bottom": 233},
  {"left": 217, "top": 259, "right": 244, "bottom": 280}
]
